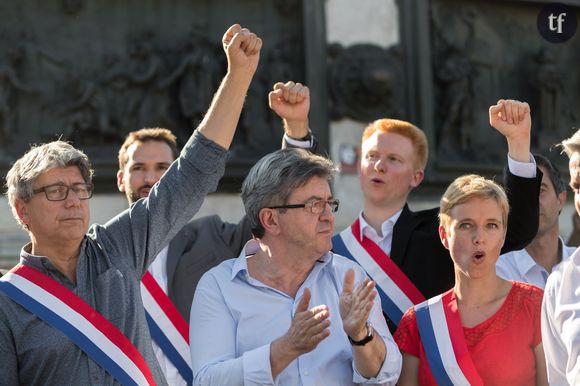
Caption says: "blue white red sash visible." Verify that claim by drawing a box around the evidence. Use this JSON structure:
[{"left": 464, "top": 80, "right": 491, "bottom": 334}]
[
  {"left": 415, "top": 289, "right": 483, "bottom": 386},
  {"left": 0, "top": 264, "right": 156, "bottom": 386},
  {"left": 332, "top": 219, "right": 425, "bottom": 325},
  {"left": 141, "top": 271, "right": 193, "bottom": 385}
]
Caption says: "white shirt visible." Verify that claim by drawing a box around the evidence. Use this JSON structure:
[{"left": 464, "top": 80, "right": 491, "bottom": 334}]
[
  {"left": 496, "top": 237, "right": 575, "bottom": 289},
  {"left": 541, "top": 247, "right": 580, "bottom": 385},
  {"left": 190, "top": 243, "right": 402, "bottom": 386},
  {"left": 147, "top": 246, "right": 188, "bottom": 386},
  {"left": 359, "top": 209, "right": 402, "bottom": 256}
]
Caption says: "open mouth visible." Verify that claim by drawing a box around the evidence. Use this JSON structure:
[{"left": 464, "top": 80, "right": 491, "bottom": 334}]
[
  {"left": 371, "top": 178, "right": 384, "bottom": 184},
  {"left": 472, "top": 251, "right": 485, "bottom": 262}
]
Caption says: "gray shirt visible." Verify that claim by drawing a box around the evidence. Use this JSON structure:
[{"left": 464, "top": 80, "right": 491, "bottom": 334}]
[{"left": 0, "top": 131, "right": 226, "bottom": 385}]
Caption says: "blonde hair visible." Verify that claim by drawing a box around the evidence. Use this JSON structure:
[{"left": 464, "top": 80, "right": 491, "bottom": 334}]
[
  {"left": 361, "top": 118, "right": 428, "bottom": 170},
  {"left": 559, "top": 128, "right": 580, "bottom": 158},
  {"left": 439, "top": 174, "right": 509, "bottom": 230}
]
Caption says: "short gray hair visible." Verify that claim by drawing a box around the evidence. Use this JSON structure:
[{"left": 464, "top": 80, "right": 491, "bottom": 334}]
[
  {"left": 241, "top": 148, "right": 336, "bottom": 237},
  {"left": 559, "top": 128, "right": 580, "bottom": 158},
  {"left": 5, "top": 141, "right": 93, "bottom": 227}
]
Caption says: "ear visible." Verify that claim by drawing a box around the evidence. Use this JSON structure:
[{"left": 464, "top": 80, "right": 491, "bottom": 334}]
[
  {"left": 557, "top": 190, "right": 567, "bottom": 213},
  {"left": 439, "top": 225, "right": 449, "bottom": 250},
  {"left": 117, "top": 170, "right": 126, "bottom": 193},
  {"left": 258, "top": 208, "right": 281, "bottom": 236},
  {"left": 14, "top": 199, "right": 30, "bottom": 227},
  {"left": 410, "top": 169, "right": 425, "bottom": 189}
]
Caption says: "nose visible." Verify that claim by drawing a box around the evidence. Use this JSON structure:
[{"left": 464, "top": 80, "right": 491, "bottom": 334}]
[
  {"left": 472, "top": 228, "right": 484, "bottom": 245},
  {"left": 144, "top": 170, "right": 160, "bottom": 185},
  {"left": 374, "top": 158, "right": 386, "bottom": 173},
  {"left": 64, "top": 189, "right": 82, "bottom": 207}
]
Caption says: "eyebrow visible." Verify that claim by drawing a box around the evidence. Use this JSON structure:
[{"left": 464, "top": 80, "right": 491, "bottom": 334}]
[
  {"left": 456, "top": 217, "right": 502, "bottom": 223},
  {"left": 130, "top": 161, "right": 171, "bottom": 167},
  {"left": 303, "top": 195, "right": 333, "bottom": 202}
]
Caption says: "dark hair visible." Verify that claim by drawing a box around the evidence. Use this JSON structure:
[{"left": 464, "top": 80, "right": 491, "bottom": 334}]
[
  {"left": 534, "top": 154, "right": 566, "bottom": 195},
  {"left": 118, "top": 127, "right": 178, "bottom": 170}
]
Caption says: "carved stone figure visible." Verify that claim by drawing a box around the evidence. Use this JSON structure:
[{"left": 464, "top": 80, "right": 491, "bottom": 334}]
[
  {"left": 57, "top": 74, "right": 115, "bottom": 144},
  {"left": 534, "top": 47, "right": 562, "bottom": 144},
  {"left": 0, "top": 47, "right": 35, "bottom": 145},
  {"left": 105, "top": 32, "right": 163, "bottom": 129},
  {"left": 328, "top": 44, "right": 404, "bottom": 122},
  {"left": 437, "top": 44, "right": 473, "bottom": 155},
  {"left": 158, "top": 31, "right": 221, "bottom": 128}
]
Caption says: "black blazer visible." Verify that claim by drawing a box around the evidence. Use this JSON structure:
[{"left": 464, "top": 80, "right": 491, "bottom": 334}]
[{"left": 166, "top": 215, "right": 252, "bottom": 322}]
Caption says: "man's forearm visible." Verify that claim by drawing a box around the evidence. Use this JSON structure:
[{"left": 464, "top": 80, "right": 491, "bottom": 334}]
[
  {"left": 269, "top": 335, "right": 301, "bottom": 380},
  {"left": 198, "top": 71, "right": 253, "bottom": 150},
  {"left": 352, "top": 327, "right": 387, "bottom": 378}
]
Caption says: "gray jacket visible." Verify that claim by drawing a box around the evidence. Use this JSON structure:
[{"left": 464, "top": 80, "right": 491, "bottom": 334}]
[{"left": 0, "top": 131, "right": 226, "bottom": 385}]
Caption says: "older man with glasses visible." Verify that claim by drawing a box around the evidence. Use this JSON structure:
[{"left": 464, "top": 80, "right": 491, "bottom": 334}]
[
  {"left": 0, "top": 23, "right": 261, "bottom": 385},
  {"left": 189, "top": 148, "right": 402, "bottom": 386}
]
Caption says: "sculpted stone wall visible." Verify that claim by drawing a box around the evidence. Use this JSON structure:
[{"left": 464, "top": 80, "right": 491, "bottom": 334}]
[
  {"left": 0, "top": 0, "right": 318, "bottom": 190},
  {"left": 400, "top": 0, "right": 580, "bottom": 180}
]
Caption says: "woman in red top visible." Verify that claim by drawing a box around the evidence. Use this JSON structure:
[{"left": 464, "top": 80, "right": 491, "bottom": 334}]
[{"left": 394, "top": 173, "right": 547, "bottom": 386}]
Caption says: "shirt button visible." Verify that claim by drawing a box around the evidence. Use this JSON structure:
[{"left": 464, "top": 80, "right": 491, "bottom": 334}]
[{"left": 304, "top": 370, "right": 309, "bottom": 376}]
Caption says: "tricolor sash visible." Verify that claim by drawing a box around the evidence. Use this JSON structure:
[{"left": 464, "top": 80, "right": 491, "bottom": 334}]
[
  {"left": 332, "top": 219, "right": 425, "bottom": 325},
  {"left": 0, "top": 264, "right": 156, "bottom": 386},
  {"left": 415, "top": 289, "right": 483, "bottom": 386},
  {"left": 141, "top": 271, "right": 193, "bottom": 385}
]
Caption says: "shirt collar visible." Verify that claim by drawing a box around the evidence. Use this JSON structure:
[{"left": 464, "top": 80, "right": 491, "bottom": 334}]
[
  {"left": 513, "top": 248, "right": 539, "bottom": 277},
  {"left": 569, "top": 240, "right": 580, "bottom": 265},
  {"left": 19, "top": 238, "right": 87, "bottom": 286},
  {"left": 517, "top": 237, "right": 570, "bottom": 276},
  {"left": 357, "top": 209, "right": 403, "bottom": 241},
  {"left": 230, "top": 239, "right": 334, "bottom": 281}
]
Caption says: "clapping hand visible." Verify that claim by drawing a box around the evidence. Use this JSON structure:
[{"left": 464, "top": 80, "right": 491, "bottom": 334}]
[{"left": 339, "top": 269, "right": 376, "bottom": 341}]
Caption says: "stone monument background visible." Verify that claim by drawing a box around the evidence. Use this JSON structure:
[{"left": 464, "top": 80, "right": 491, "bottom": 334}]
[{"left": 1, "top": 0, "right": 579, "bottom": 267}]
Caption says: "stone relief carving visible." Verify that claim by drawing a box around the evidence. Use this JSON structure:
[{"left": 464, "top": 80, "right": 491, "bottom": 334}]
[
  {"left": 436, "top": 43, "right": 473, "bottom": 158},
  {"left": 0, "top": 0, "right": 312, "bottom": 189},
  {"left": 273, "top": 0, "right": 301, "bottom": 16},
  {"left": 428, "top": 1, "right": 580, "bottom": 167},
  {"left": 397, "top": 0, "right": 580, "bottom": 178},
  {"left": 0, "top": 45, "right": 36, "bottom": 144},
  {"left": 327, "top": 43, "right": 404, "bottom": 123},
  {"left": 157, "top": 31, "right": 222, "bottom": 130},
  {"left": 61, "top": 0, "right": 84, "bottom": 16},
  {"left": 57, "top": 73, "right": 114, "bottom": 145},
  {"left": 533, "top": 47, "right": 563, "bottom": 146}
]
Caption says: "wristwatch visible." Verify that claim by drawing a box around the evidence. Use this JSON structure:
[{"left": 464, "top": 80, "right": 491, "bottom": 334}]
[{"left": 348, "top": 321, "right": 374, "bottom": 346}]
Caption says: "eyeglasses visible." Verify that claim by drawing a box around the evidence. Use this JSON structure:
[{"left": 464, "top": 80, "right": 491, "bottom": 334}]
[
  {"left": 32, "top": 183, "right": 94, "bottom": 201},
  {"left": 268, "top": 199, "right": 339, "bottom": 214}
]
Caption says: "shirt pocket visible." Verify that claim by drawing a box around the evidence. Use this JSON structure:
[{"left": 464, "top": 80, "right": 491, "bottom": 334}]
[{"left": 94, "top": 267, "right": 128, "bottom": 324}]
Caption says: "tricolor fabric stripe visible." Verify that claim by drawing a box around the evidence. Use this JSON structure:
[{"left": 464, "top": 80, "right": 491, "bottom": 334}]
[
  {"left": 415, "top": 289, "right": 483, "bottom": 386},
  {"left": 332, "top": 219, "right": 425, "bottom": 325},
  {"left": 0, "top": 264, "right": 155, "bottom": 386},
  {"left": 141, "top": 271, "right": 192, "bottom": 385}
]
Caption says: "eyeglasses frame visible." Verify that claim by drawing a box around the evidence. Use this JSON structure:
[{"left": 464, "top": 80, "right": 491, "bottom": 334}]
[
  {"left": 267, "top": 198, "right": 340, "bottom": 214},
  {"left": 32, "top": 182, "right": 94, "bottom": 201}
]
